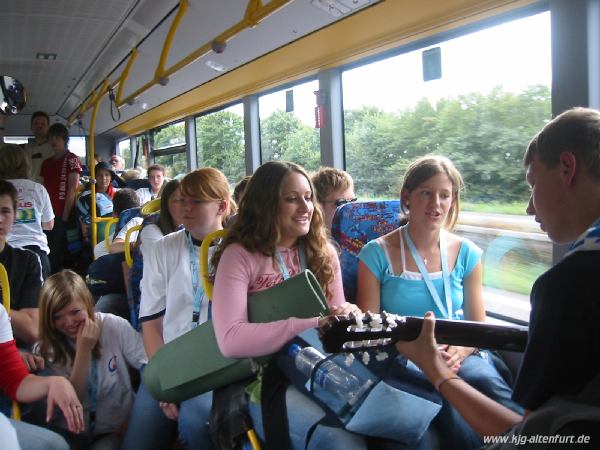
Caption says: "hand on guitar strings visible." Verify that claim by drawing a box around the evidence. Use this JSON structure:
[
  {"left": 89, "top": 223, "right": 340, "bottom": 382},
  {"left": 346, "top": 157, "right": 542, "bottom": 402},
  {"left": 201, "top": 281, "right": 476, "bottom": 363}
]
[{"left": 395, "top": 311, "right": 455, "bottom": 382}]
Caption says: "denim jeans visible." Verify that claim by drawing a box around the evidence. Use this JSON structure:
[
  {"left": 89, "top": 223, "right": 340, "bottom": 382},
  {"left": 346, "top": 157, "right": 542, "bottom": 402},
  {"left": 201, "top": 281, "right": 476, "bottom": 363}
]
[
  {"left": 8, "top": 416, "right": 69, "bottom": 450},
  {"left": 121, "top": 380, "right": 214, "bottom": 450},
  {"left": 248, "top": 384, "right": 367, "bottom": 450},
  {"left": 431, "top": 352, "right": 524, "bottom": 450}
]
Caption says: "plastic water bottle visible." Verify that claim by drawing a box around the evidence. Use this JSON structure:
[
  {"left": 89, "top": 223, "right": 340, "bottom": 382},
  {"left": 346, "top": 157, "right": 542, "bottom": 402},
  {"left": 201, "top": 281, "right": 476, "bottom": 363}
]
[{"left": 288, "top": 344, "right": 372, "bottom": 406}]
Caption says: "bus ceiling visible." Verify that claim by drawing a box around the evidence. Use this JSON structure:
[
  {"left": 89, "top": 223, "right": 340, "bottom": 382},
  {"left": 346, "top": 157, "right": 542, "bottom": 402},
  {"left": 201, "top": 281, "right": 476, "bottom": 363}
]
[{"left": 0, "top": 0, "right": 536, "bottom": 137}]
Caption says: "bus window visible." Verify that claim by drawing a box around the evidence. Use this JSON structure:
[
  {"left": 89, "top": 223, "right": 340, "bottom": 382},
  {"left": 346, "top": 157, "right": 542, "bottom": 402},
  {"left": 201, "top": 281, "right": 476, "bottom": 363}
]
[
  {"left": 118, "top": 139, "right": 132, "bottom": 169},
  {"left": 259, "top": 79, "right": 320, "bottom": 172},
  {"left": 342, "top": 11, "right": 552, "bottom": 323},
  {"left": 152, "top": 121, "right": 187, "bottom": 178},
  {"left": 195, "top": 103, "right": 245, "bottom": 184}
]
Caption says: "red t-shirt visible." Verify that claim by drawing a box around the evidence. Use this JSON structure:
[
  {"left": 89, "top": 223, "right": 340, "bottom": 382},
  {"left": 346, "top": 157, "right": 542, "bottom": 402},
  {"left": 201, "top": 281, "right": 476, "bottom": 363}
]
[
  {"left": 0, "top": 305, "right": 29, "bottom": 400},
  {"left": 41, "top": 151, "right": 81, "bottom": 217}
]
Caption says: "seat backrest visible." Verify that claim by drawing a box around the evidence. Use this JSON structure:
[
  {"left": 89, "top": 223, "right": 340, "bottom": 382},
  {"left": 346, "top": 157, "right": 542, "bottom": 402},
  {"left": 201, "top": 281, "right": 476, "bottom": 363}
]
[
  {"left": 125, "top": 178, "right": 151, "bottom": 190},
  {"left": 331, "top": 200, "right": 400, "bottom": 303}
]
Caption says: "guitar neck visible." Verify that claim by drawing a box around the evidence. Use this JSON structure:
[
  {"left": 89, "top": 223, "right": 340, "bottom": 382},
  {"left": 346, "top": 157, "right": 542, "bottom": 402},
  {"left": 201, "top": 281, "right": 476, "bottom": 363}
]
[{"left": 320, "top": 314, "right": 528, "bottom": 354}]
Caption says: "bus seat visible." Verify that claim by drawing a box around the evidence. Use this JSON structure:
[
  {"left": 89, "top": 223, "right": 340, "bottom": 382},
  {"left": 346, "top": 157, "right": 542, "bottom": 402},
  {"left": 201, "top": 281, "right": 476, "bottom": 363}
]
[
  {"left": 0, "top": 263, "right": 21, "bottom": 421},
  {"left": 331, "top": 200, "right": 401, "bottom": 303},
  {"left": 126, "top": 178, "right": 151, "bottom": 190},
  {"left": 127, "top": 212, "right": 159, "bottom": 330}
]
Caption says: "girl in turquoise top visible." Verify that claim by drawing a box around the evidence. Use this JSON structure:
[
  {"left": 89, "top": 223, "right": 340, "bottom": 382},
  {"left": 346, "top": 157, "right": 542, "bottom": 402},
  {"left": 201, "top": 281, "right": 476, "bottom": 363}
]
[
  {"left": 357, "top": 155, "right": 484, "bottom": 367},
  {"left": 357, "top": 155, "right": 522, "bottom": 449}
]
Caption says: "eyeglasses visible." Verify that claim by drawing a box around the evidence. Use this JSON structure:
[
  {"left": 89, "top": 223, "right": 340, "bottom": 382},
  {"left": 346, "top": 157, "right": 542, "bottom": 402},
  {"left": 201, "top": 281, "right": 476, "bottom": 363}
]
[{"left": 323, "top": 197, "right": 357, "bottom": 207}]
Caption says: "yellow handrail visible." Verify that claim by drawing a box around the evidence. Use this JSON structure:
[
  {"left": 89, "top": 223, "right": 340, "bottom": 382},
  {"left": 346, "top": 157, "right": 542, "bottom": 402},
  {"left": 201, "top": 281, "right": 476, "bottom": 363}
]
[
  {"left": 104, "top": 218, "right": 120, "bottom": 253},
  {"left": 124, "top": 225, "right": 143, "bottom": 267},
  {"left": 67, "top": 0, "right": 294, "bottom": 125},
  {"left": 141, "top": 198, "right": 161, "bottom": 216},
  {"left": 199, "top": 229, "right": 227, "bottom": 301},
  {"left": 155, "top": 0, "right": 189, "bottom": 82},
  {"left": 89, "top": 79, "right": 110, "bottom": 249},
  {"left": 0, "top": 263, "right": 21, "bottom": 421},
  {"left": 116, "top": 48, "right": 139, "bottom": 105}
]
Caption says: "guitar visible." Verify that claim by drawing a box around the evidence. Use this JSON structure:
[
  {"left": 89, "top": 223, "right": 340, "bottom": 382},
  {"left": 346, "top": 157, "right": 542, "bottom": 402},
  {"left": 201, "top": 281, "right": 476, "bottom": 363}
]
[{"left": 319, "top": 312, "right": 528, "bottom": 354}]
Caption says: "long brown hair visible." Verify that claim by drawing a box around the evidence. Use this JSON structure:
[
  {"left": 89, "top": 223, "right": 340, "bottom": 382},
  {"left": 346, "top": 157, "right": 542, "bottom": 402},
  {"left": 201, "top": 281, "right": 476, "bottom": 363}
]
[
  {"left": 157, "top": 179, "right": 181, "bottom": 235},
  {"left": 212, "top": 161, "right": 335, "bottom": 298},
  {"left": 37, "top": 270, "right": 100, "bottom": 367}
]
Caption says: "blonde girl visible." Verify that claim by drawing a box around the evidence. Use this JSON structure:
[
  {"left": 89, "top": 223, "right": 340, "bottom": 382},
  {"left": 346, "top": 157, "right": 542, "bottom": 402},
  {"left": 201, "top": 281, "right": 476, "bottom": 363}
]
[{"left": 37, "top": 270, "right": 146, "bottom": 450}]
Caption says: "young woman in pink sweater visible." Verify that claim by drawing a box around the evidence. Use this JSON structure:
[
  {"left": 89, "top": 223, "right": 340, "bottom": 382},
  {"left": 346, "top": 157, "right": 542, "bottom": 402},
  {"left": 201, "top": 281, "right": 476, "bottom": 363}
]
[{"left": 212, "top": 161, "right": 364, "bottom": 450}]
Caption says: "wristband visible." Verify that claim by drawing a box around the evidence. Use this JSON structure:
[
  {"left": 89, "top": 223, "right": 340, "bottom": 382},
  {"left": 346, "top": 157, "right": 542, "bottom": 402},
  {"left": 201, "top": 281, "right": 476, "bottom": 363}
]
[{"left": 434, "top": 375, "right": 461, "bottom": 391}]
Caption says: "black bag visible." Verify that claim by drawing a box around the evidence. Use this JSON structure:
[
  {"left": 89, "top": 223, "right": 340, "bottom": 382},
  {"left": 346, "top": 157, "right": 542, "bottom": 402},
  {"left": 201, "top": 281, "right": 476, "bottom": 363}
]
[{"left": 86, "top": 252, "right": 126, "bottom": 296}]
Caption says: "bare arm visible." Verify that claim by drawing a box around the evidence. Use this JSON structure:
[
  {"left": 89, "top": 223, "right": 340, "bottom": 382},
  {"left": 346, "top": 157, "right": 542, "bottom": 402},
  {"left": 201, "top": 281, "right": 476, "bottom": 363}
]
[
  {"left": 109, "top": 238, "right": 125, "bottom": 254},
  {"left": 69, "top": 317, "right": 100, "bottom": 399},
  {"left": 462, "top": 261, "right": 485, "bottom": 322},
  {"left": 356, "top": 260, "right": 382, "bottom": 313},
  {"left": 62, "top": 172, "right": 80, "bottom": 221},
  {"left": 16, "top": 374, "right": 85, "bottom": 433},
  {"left": 42, "top": 219, "right": 54, "bottom": 231},
  {"left": 9, "top": 308, "right": 39, "bottom": 346},
  {"left": 441, "top": 260, "right": 485, "bottom": 367},
  {"left": 141, "top": 317, "right": 164, "bottom": 359},
  {"left": 396, "top": 313, "right": 522, "bottom": 436}
]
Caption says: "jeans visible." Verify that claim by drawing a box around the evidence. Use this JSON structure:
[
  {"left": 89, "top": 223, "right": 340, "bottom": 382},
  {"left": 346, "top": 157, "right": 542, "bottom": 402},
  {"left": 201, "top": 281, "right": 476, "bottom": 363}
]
[
  {"left": 45, "top": 217, "right": 68, "bottom": 273},
  {"left": 248, "top": 384, "right": 367, "bottom": 450},
  {"left": 120, "top": 380, "right": 214, "bottom": 450},
  {"left": 9, "top": 416, "right": 69, "bottom": 450},
  {"left": 431, "top": 352, "right": 524, "bottom": 450},
  {"left": 460, "top": 351, "right": 523, "bottom": 414}
]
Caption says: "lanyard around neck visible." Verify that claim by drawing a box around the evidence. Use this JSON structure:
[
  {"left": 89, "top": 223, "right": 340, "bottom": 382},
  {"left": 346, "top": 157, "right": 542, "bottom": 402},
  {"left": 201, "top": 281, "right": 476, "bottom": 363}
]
[
  {"left": 188, "top": 232, "right": 208, "bottom": 326},
  {"left": 86, "top": 359, "right": 98, "bottom": 436},
  {"left": 275, "top": 245, "right": 307, "bottom": 280},
  {"left": 402, "top": 226, "right": 453, "bottom": 319}
]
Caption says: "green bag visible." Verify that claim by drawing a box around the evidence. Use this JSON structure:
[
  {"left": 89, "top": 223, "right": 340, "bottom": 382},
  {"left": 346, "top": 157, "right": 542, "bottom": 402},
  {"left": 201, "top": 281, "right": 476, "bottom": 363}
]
[{"left": 143, "top": 270, "right": 330, "bottom": 403}]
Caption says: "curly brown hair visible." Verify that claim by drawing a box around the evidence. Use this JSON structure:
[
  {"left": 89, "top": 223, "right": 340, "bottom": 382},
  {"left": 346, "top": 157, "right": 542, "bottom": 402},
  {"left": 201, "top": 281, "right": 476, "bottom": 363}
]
[{"left": 212, "top": 161, "right": 335, "bottom": 298}]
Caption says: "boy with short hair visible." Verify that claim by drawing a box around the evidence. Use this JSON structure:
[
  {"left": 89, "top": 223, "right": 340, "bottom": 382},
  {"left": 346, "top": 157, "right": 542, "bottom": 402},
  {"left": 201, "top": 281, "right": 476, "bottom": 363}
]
[
  {"left": 136, "top": 164, "right": 165, "bottom": 205},
  {"left": 311, "top": 167, "right": 356, "bottom": 230},
  {"left": 0, "top": 179, "right": 43, "bottom": 348}
]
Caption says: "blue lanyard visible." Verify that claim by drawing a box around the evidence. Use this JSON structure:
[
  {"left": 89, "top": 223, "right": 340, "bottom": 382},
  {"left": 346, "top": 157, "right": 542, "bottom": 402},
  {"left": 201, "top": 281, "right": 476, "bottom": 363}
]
[
  {"left": 87, "top": 359, "right": 98, "bottom": 436},
  {"left": 275, "top": 245, "right": 307, "bottom": 280},
  {"left": 188, "top": 233, "right": 208, "bottom": 326},
  {"left": 402, "top": 226, "right": 453, "bottom": 319}
]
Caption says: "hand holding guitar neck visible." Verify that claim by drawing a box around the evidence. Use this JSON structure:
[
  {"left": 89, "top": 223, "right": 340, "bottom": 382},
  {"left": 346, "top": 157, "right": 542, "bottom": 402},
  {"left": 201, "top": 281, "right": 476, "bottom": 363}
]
[{"left": 319, "top": 311, "right": 528, "bottom": 354}]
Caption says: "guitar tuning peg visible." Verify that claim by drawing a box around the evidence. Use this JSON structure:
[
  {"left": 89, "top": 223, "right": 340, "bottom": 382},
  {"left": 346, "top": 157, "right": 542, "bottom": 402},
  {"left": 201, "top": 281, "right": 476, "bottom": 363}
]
[
  {"left": 344, "top": 353, "right": 355, "bottom": 367},
  {"left": 375, "top": 350, "right": 389, "bottom": 362},
  {"left": 361, "top": 351, "right": 371, "bottom": 365}
]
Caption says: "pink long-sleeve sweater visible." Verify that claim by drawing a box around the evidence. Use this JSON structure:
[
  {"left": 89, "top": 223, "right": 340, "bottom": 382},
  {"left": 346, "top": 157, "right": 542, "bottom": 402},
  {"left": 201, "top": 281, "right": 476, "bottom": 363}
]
[{"left": 212, "top": 242, "right": 344, "bottom": 358}]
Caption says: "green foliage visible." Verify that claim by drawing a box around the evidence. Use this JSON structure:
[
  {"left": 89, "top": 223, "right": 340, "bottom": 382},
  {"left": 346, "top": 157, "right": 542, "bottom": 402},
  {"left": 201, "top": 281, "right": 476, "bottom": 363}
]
[
  {"left": 196, "top": 111, "right": 246, "bottom": 183},
  {"left": 462, "top": 201, "right": 529, "bottom": 215},
  {"left": 260, "top": 110, "right": 320, "bottom": 171},
  {"left": 153, "top": 122, "right": 185, "bottom": 149},
  {"left": 345, "top": 85, "right": 551, "bottom": 207}
]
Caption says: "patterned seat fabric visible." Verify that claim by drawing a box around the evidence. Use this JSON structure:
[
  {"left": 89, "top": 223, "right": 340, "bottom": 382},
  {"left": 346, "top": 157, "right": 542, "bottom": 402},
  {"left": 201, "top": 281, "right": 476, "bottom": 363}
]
[{"left": 331, "top": 200, "right": 401, "bottom": 303}]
